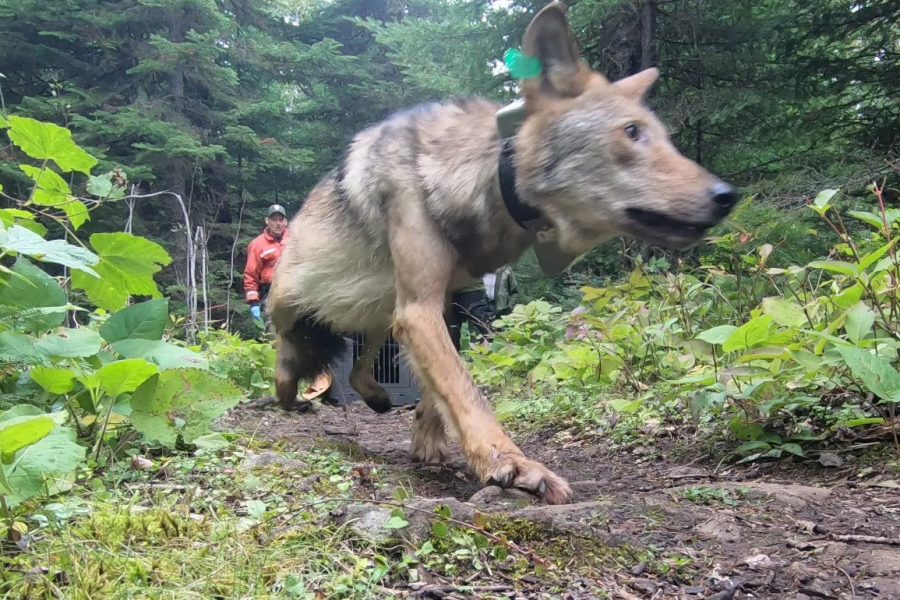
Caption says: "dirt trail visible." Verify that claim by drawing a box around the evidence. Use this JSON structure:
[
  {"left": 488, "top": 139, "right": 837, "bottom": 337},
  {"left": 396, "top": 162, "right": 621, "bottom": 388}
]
[{"left": 221, "top": 401, "right": 900, "bottom": 599}]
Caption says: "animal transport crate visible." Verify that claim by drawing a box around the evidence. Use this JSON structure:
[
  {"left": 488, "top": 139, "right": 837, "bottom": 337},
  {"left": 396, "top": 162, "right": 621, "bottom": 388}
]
[{"left": 331, "top": 333, "right": 421, "bottom": 406}]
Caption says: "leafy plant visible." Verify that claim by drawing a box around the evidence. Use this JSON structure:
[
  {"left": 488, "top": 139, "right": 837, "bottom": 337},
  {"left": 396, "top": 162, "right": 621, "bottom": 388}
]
[{"left": 0, "top": 117, "right": 247, "bottom": 517}]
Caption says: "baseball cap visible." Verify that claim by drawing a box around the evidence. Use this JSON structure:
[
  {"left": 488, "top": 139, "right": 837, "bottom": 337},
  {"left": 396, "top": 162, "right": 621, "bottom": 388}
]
[{"left": 267, "top": 204, "right": 287, "bottom": 218}]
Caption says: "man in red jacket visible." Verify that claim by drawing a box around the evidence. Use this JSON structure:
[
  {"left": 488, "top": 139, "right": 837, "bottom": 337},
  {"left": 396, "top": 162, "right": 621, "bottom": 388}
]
[{"left": 244, "top": 204, "right": 289, "bottom": 322}]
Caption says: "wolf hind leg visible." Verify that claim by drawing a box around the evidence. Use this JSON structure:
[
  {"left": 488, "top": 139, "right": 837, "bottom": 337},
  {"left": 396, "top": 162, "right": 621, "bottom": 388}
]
[{"left": 349, "top": 330, "right": 393, "bottom": 413}]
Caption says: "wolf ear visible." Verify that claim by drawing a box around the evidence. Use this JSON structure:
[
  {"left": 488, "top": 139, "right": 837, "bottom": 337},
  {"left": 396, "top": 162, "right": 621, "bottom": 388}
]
[
  {"left": 522, "top": 2, "right": 588, "bottom": 99},
  {"left": 614, "top": 68, "right": 659, "bottom": 100}
]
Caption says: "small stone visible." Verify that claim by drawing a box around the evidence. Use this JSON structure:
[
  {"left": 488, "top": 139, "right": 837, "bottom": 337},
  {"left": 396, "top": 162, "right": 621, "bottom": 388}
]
[
  {"left": 335, "top": 505, "right": 394, "bottom": 544},
  {"left": 813, "top": 523, "right": 831, "bottom": 534},
  {"left": 238, "top": 450, "right": 306, "bottom": 471},
  {"left": 468, "top": 486, "right": 537, "bottom": 510},
  {"left": 787, "top": 561, "right": 818, "bottom": 583},
  {"left": 817, "top": 452, "right": 844, "bottom": 468},
  {"left": 795, "top": 519, "right": 816, "bottom": 533},
  {"left": 743, "top": 553, "right": 781, "bottom": 571},
  {"left": 696, "top": 515, "right": 742, "bottom": 543},
  {"left": 800, "top": 578, "right": 837, "bottom": 599},
  {"left": 131, "top": 455, "right": 153, "bottom": 471}
]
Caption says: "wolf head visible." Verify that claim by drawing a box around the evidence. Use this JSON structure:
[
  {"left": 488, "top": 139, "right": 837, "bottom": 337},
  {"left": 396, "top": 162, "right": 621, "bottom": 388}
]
[{"left": 515, "top": 2, "right": 737, "bottom": 258}]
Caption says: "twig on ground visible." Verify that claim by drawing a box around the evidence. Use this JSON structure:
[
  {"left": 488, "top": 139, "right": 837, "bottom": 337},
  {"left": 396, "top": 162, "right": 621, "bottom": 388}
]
[
  {"left": 412, "top": 584, "right": 513, "bottom": 595},
  {"left": 258, "top": 496, "right": 546, "bottom": 564},
  {"left": 836, "top": 565, "right": 856, "bottom": 600},
  {"left": 829, "top": 533, "right": 900, "bottom": 546}
]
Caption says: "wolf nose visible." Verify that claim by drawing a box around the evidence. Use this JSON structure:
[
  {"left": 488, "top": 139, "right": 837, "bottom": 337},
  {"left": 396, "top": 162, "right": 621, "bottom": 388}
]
[{"left": 711, "top": 182, "right": 738, "bottom": 209}]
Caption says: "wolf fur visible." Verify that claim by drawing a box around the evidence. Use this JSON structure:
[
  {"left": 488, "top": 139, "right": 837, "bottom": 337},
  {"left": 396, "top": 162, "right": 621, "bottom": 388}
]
[{"left": 268, "top": 1, "right": 738, "bottom": 504}]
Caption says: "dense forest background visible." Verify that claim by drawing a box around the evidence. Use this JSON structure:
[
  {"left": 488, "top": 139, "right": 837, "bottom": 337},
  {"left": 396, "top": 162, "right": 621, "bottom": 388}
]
[{"left": 1, "top": 0, "right": 897, "bottom": 334}]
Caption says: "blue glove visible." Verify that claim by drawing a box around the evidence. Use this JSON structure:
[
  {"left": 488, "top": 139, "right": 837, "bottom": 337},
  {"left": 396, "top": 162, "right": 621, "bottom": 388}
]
[{"left": 250, "top": 304, "right": 262, "bottom": 321}]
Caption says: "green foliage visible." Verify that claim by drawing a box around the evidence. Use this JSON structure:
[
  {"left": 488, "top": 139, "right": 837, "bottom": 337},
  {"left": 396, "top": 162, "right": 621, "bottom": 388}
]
[
  {"left": 0, "top": 259, "right": 69, "bottom": 334},
  {"left": 200, "top": 329, "right": 276, "bottom": 399},
  {"left": 0, "top": 405, "right": 84, "bottom": 508},
  {"left": 99, "top": 299, "right": 169, "bottom": 343},
  {"left": 0, "top": 117, "right": 248, "bottom": 515},
  {"left": 0, "top": 413, "right": 55, "bottom": 463},
  {"left": 71, "top": 233, "right": 172, "bottom": 311},
  {"left": 471, "top": 185, "right": 900, "bottom": 458},
  {"left": 130, "top": 369, "right": 243, "bottom": 447},
  {"left": 6, "top": 116, "right": 97, "bottom": 175}
]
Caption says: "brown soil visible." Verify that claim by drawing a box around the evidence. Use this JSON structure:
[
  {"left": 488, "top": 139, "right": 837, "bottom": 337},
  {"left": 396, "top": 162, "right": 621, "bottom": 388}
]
[{"left": 220, "top": 400, "right": 900, "bottom": 599}]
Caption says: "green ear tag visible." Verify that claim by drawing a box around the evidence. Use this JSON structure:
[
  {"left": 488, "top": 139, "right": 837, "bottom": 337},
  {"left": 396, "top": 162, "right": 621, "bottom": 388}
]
[{"left": 504, "top": 48, "right": 543, "bottom": 80}]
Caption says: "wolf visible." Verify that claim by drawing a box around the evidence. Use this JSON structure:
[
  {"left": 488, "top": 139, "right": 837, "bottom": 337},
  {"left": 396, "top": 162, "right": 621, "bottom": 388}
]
[{"left": 267, "top": 1, "right": 738, "bottom": 504}]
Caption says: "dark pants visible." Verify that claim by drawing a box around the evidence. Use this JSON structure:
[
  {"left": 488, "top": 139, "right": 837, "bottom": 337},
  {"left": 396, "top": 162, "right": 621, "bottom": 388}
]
[{"left": 447, "top": 289, "right": 497, "bottom": 351}]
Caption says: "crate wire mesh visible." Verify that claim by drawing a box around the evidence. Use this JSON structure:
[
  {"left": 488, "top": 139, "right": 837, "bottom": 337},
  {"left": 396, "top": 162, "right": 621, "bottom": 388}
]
[{"left": 332, "top": 332, "right": 420, "bottom": 406}]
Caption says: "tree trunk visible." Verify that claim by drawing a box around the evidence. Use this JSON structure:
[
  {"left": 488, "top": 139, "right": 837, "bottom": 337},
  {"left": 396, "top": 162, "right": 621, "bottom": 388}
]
[{"left": 640, "top": 0, "right": 657, "bottom": 70}]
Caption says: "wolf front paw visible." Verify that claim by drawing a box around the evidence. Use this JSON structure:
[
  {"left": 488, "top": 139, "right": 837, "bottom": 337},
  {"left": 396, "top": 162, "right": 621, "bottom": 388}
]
[{"left": 485, "top": 452, "right": 572, "bottom": 505}]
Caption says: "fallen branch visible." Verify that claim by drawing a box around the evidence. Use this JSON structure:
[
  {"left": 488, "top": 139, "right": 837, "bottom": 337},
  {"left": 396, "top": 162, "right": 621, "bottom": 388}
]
[
  {"left": 829, "top": 533, "right": 900, "bottom": 546},
  {"left": 412, "top": 583, "right": 513, "bottom": 595}
]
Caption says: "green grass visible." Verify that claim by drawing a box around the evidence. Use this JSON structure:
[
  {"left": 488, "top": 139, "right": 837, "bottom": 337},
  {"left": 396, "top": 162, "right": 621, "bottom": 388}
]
[{"left": 1, "top": 437, "right": 675, "bottom": 599}]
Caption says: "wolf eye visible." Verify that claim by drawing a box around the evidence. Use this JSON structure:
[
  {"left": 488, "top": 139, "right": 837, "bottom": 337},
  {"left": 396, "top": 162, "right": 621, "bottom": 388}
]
[{"left": 625, "top": 123, "right": 641, "bottom": 141}]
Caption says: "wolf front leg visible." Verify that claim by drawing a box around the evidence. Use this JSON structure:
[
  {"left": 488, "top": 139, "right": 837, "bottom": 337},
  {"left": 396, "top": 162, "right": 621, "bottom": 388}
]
[{"left": 388, "top": 208, "right": 572, "bottom": 504}]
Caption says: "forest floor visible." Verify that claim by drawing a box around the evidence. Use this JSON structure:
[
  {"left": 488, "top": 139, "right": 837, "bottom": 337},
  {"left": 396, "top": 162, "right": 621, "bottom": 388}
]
[
  {"left": 220, "top": 399, "right": 900, "bottom": 600},
  {"left": 3, "top": 398, "right": 899, "bottom": 599}
]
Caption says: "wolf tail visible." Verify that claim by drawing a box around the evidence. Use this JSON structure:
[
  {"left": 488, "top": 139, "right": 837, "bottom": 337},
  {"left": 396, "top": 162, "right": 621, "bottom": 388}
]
[{"left": 274, "top": 314, "right": 347, "bottom": 406}]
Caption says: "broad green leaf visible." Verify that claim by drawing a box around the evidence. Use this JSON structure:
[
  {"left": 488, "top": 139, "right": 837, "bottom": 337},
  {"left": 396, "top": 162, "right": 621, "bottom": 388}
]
[
  {"left": 111, "top": 338, "right": 208, "bottom": 370},
  {"left": 813, "top": 188, "right": 838, "bottom": 208},
  {"left": 608, "top": 398, "right": 642, "bottom": 414},
  {"left": 732, "top": 440, "right": 771, "bottom": 456},
  {"left": 0, "top": 415, "right": 55, "bottom": 463},
  {"left": 0, "top": 331, "right": 44, "bottom": 363},
  {"left": 244, "top": 499, "right": 267, "bottom": 520},
  {"left": 97, "top": 359, "right": 158, "bottom": 399},
  {"left": 86, "top": 175, "right": 113, "bottom": 198},
  {"left": 844, "top": 417, "right": 884, "bottom": 428},
  {"left": 384, "top": 515, "right": 409, "bottom": 529},
  {"left": 761, "top": 297, "right": 807, "bottom": 327},
  {"left": 790, "top": 349, "right": 821, "bottom": 371},
  {"left": 100, "top": 299, "right": 169, "bottom": 343},
  {"left": 695, "top": 325, "right": 738, "bottom": 345},
  {"left": 130, "top": 369, "right": 244, "bottom": 447},
  {"left": 21, "top": 164, "right": 71, "bottom": 196},
  {"left": 0, "top": 224, "right": 99, "bottom": 276},
  {"left": 831, "top": 284, "right": 864, "bottom": 309},
  {"left": 7, "top": 116, "right": 97, "bottom": 175},
  {"left": 779, "top": 443, "right": 805, "bottom": 457},
  {"left": 848, "top": 210, "right": 885, "bottom": 231},
  {"left": 30, "top": 366, "right": 78, "bottom": 394},
  {"left": 86, "top": 172, "right": 125, "bottom": 201},
  {"left": 735, "top": 346, "right": 791, "bottom": 363},
  {"left": 2, "top": 428, "right": 85, "bottom": 506},
  {"left": 723, "top": 316, "right": 774, "bottom": 353},
  {"left": 35, "top": 328, "right": 101, "bottom": 359},
  {"left": 71, "top": 233, "right": 172, "bottom": 311},
  {"left": 192, "top": 433, "right": 231, "bottom": 453},
  {"left": 0, "top": 209, "right": 47, "bottom": 237},
  {"left": 495, "top": 398, "right": 518, "bottom": 423},
  {"left": 837, "top": 346, "right": 900, "bottom": 404},
  {"left": 808, "top": 260, "right": 857, "bottom": 276},
  {"left": 0, "top": 258, "right": 67, "bottom": 333},
  {"left": 845, "top": 302, "right": 875, "bottom": 343},
  {"left": 0, "top": 405, "right": 46, "bottom": 421},
  {"left": 431, "top": 521, "right": 450, "bottom": 538},
  {"left": 858, "top": 240, "right": 895, "bottom": 272}
]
